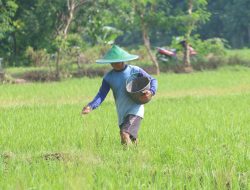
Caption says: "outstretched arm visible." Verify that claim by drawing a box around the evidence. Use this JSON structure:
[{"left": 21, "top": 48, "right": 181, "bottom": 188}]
[{"left": 82, "top": 79, "right": 110, "bottom": 115}]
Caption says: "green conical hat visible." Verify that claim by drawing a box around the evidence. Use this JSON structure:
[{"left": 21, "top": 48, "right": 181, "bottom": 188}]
[{"left": 96, "top": 45, "right": 139, "bottom": 64}]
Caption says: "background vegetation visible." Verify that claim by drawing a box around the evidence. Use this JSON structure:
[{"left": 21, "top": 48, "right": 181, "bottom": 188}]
[{"left": 0, "top": 0, "right": 250, "bottom": 80}]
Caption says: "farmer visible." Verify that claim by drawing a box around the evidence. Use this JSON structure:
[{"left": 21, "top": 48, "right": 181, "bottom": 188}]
[{"left": 82, "top": 45, "right": 157, "bottom": 145}]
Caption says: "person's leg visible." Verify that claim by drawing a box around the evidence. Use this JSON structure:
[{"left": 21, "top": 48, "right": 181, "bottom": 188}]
[
  {"left": 119, "top": 115, "right": 142, "bottom": 146},
  {"left": 120, "top": 131, "right": 132, "bottom": 145},
  {"left": 130, "top": 135, "right": 138, "bottom": 145}
]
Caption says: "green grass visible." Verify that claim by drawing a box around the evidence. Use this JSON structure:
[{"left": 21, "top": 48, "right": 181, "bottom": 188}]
[
  {"left": 226, "top": 49, "right": 250, "bottom": 60},
  {"left": 0, "top": 66, "right": 250, "bottom": 189}
]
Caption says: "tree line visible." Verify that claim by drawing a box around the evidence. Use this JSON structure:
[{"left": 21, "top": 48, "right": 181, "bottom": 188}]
[{"left": 0, "top": 0, "right": 249, "bottom": 71}]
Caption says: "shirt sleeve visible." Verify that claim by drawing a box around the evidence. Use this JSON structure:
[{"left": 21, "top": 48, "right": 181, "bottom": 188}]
[
  {"left": 88, "top": 79, "right": 110, "bottom": 109},
  {"left": 138, "top": 68, "right": 158, "bottom": 95}
]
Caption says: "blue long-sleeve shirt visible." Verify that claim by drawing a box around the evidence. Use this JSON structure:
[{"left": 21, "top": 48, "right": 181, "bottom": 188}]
[{"left": 88, "top": 65, "right": 158, "bottom": 125}]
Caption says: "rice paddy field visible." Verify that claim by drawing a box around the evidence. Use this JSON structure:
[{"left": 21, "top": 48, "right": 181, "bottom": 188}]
[
  {"left": 226, "top": 49, "right": 250, "bottom": 60},
  {"left": 0, "top": 66, "right": 249, "bottom": 189}
]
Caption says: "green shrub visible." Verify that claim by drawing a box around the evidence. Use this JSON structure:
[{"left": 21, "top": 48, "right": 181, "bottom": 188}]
[
  {"left": 228, "top": 55, "right": 250, "bottom": 67},
  {"left": 194, "top": 38, "right": 227, "bottom": 57},
  {"left": 66, "top": 34, "right": 88, "bottom": 50},
  {"left": 192, "top": 55, "right": 227, "bottom": 71},
  {"left": 22, "top": 70, "right": 57, "bottom": 81},
  {"left": 25, "top": 47, "right": 50, "bottom": 67},
  {"left": 80, "top": 45, "right": 111, "bottom": 64}
]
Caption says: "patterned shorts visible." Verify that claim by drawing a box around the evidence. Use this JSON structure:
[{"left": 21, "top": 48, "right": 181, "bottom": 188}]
[{"left": 119, "top": 114, "right": 142, "bottom": 140}]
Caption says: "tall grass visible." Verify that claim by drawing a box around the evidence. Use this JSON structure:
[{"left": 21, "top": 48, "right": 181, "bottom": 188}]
[
  {"left": 226, "top": 49, "right": 250, "bottom": 60},
  {"left": 0, "top": 66, "right": 249, "bottom": 189}
]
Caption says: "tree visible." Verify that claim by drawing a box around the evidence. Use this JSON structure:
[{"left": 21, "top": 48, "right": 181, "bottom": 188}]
[
  {"left": 172, "top": 0, "right": 210, "bottom": 72},
  {"left": 105, "top": 0, "right": 172, "bottom": 75},
  {"left": 1, "top": 0, "right": 58, "bottom": 66},
  {"left": 131, "top": 0, "right": 160, "bottom": 75},
  {"left": 183, "top": 0, "right": 196, "bottom": 71},
  {"left": 76, "top": 0, "right": 120, "bottom": 45},
  {"left": 0, "top": 0, "right": 18, "bottom": 39},
  {"left": 199, "top": 0, "right": 250, "bottom": 48},
  {"left": 223, "top": 0, "right": 250, "bottom": 48},
  {"left": 0, "top": 0, "right": 17, "bottom": 67},
  {"left": 1, "top": 0, "right": 94, "bottom": 67},
  {"left": 53, "top": 0, "right": 91, "bottom": 79}
]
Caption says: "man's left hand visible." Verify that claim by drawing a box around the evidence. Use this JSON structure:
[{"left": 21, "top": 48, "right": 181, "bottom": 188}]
[{"left": 142, "top": 90, "right": 153, "bottom": 98}]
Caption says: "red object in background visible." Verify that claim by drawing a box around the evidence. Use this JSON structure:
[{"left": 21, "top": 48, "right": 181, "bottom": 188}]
[
  {"left": 156, "top": 43, "right": 197, "bottom": 63},
  {"left": 156, "top": 47, "right": 176, "bottom": 57},
  {"left": 189, "top": 46, "right": 197, "bottom": 55}
]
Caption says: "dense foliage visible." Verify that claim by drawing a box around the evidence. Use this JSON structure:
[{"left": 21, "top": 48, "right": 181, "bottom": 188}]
[{"left": 0, "top": 0, "right": 249, "bottom": 68}]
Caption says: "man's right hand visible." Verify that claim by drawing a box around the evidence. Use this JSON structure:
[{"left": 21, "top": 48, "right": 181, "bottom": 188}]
[{"left": 82, "top": 106, "right": 92, "bottom": 115}]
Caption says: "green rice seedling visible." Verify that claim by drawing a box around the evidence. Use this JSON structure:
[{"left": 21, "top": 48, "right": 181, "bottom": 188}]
[{"left": 0, "top": 66, "right": 249, "bottom": 189}]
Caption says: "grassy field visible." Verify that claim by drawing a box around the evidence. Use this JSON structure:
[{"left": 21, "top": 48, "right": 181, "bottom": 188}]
[
  {"left": 226, "top": 49, "right": 250, "bottom": 60},
  {"left": 0, "top": 66, "right": 249, "bottom": 189}
]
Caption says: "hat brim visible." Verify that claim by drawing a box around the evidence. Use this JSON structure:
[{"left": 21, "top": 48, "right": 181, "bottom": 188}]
[{"left": 96, "top": 55, "right": 139, "bottom": 64}]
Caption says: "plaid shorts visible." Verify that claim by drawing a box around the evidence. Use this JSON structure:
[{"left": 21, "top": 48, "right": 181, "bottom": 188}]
[{"left": 119, "top": 114, "right": 142, "bottom": 140}]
